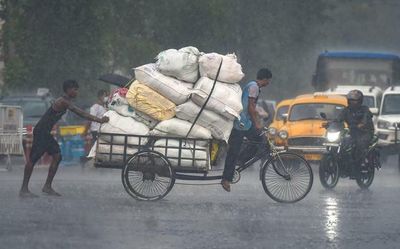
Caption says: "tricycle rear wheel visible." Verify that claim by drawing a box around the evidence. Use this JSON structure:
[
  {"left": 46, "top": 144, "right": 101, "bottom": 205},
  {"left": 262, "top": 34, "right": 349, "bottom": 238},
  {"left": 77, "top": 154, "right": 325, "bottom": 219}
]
[{"left": 122, "top": 151, "right": 175, "bottom": 201}]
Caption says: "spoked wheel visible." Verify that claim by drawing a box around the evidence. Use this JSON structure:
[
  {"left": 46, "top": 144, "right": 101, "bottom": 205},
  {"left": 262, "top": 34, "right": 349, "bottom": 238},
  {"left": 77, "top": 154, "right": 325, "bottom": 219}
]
[
  {"left": 122, "top": 151, "right": 175, "bottom": 201},
  {"left": 356, "top": 159, "right": 375, "bottom": 189},
  {"left": 261, "top": 152, "right": 313, "bottom": 203},
  {"left": 319, "top": 154, "right": 339, "bottom": 189}
]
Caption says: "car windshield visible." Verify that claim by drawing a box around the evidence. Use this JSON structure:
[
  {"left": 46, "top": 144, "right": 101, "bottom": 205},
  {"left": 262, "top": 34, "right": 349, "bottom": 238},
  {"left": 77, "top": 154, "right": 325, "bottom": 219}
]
[
  {"left": 323, "top": 58, "right": 393, "bottom": 88},
  {"left": 276, "top": 105, "right": 289, "bottom": 121},
  {"left": 2, "top": 99, "right": 48, "bottom": 118},
  {"left": 381, "top": 94, "right": 400, "bottom": 115},
  {"left": 289, "top": 103, "right": 345, "bottom": 121},
  {"left": 363, "top": 96, "right": 375, "bottom": 108}
]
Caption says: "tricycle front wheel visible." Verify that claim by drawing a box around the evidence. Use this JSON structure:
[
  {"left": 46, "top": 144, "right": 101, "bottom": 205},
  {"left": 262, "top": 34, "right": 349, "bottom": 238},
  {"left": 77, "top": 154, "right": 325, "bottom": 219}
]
[
  {"left": 261, "top": 152, "right": 313, "bottom": 203},
  {"left": 122, "top": 151, "right": 175, "bottom": 201}
]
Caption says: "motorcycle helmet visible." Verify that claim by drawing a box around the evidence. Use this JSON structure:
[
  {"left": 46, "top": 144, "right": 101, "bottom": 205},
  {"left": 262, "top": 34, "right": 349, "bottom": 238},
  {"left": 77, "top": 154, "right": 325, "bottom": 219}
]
[{"left": 346, "top": 89, "right": 363, "bottom": 109}]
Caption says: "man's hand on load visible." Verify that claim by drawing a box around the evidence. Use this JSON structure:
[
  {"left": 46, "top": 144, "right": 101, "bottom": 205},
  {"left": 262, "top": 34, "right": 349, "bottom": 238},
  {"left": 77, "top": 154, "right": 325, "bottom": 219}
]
[{"left": 100, "top": 116, "right": 109, "bottom": 123}]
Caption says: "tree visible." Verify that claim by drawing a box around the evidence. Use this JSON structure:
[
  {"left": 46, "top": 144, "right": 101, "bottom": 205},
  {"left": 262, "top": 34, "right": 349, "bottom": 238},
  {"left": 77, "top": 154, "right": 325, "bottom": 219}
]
[{"left": 2, "top": 0, "right": 110, "bottom": 98}]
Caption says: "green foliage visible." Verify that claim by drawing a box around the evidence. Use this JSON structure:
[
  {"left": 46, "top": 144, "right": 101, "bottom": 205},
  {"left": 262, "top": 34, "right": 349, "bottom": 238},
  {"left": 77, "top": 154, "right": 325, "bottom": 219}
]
[
  {"left": 7, "top": 0, "right": 399, "bottom": 103},
  {"left": 2, "top": 0, "right": 110, "bottom": 99}
]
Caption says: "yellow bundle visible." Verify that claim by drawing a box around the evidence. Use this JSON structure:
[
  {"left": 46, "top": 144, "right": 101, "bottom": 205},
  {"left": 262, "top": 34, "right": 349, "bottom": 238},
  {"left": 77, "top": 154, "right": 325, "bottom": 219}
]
[{"left": 126, "top": 80, "right": 176, "bottom": 121}]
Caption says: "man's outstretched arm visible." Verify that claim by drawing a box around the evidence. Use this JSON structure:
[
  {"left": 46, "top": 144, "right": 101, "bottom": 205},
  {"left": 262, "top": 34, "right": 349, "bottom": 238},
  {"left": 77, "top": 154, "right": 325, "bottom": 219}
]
[{"left": 68, "top": 104, "right": 108, "bottom": 123}]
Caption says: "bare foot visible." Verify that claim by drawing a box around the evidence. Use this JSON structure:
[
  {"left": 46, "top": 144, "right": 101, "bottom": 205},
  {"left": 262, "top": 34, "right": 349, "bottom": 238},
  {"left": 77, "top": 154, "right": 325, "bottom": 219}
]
[
  {"left": 19, "top": 190, "right": 39, "bottom": 198},
  {"left": 42, "top": 186, "right": 61, "bottom": 196},
  {"left": 221, "top": 179, "right": 231, "bottom": 192}
]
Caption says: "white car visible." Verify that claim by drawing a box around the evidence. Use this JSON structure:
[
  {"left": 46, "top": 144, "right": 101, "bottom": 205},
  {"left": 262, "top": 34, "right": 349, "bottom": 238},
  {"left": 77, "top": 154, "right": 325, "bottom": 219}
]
[
  {"left": 376, "top": 86, "right": 400, "bottom": 147},
  {"left": 325, "top": 85, "right": 382, "bottom": 116}
]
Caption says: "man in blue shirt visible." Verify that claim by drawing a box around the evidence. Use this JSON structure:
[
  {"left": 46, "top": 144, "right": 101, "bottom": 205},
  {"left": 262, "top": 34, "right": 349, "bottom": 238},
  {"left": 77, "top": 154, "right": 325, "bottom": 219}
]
[{"left": 221, "top": 68, "right": 272, "bottom": 192}]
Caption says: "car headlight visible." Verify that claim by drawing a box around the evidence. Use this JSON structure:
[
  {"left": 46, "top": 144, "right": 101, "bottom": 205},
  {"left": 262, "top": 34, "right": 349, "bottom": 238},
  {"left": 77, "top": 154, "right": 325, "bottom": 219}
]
[
  {"left": 377, "top": 120, "right": 391, "bottom": 129},
  {"left": 278, "top": 130, "right": 288, "bottom": 140},
  {"left": 326, "top": 131, "right": 341, "bottom": 142},
  {"left": 268, "top": 127, "right": 277, "bottom": 136}
]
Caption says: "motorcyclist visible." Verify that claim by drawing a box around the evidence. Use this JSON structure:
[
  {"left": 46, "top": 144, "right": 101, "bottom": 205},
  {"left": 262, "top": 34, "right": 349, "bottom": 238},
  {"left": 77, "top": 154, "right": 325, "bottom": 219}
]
[{"left": 336, "top": 89, "right": 374, "bottom": 176}]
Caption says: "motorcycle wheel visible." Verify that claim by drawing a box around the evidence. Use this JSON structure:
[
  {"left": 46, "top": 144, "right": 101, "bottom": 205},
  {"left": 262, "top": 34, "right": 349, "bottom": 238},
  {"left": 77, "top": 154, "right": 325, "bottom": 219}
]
[
  {"left": 356, "top": 158, "right": 375, "bottom": 189},
  {"left": 319, "top": 154, "right": 339, "bottom": 189}
]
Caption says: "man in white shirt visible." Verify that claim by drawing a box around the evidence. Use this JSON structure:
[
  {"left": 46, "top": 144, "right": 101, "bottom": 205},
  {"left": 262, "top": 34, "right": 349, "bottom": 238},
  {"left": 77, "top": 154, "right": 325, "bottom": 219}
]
[{"left": 83, "top": 89, "right": 108, "bottom": 142}]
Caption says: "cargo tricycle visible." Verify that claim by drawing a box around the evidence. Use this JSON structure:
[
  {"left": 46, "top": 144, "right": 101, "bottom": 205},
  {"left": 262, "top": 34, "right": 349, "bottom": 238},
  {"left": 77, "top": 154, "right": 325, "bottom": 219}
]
[{"left": 94, "top": 128, "right": 313, "bottom": 203}]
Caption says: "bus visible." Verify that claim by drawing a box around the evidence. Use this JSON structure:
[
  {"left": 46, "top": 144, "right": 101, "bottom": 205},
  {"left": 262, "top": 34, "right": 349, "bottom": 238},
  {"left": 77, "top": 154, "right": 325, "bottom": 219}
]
[{"left": 311, "top": 51, "right": 400, "bottom": 91}]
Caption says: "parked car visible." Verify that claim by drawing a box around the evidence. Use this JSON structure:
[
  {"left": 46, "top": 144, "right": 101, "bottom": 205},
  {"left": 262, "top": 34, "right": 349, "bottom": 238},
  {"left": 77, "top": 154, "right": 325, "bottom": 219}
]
[
  {"left": 325, "top": 85, "right": 382, "bottom": 126},
  {"left": 0, "top": 94, "right": 53, "bottom": 130},
  {"left": 274, "top": 93, "right": 347, "bottom": 161},
  {"left": 376, "top": 86, "right": 400, "bottom": 166}
]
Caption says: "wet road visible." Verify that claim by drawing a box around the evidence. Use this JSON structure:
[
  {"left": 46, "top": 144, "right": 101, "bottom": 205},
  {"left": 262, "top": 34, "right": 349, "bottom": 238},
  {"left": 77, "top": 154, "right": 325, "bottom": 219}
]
[{"left": 1, "top": 157, "right": 400, "bottom": 249}]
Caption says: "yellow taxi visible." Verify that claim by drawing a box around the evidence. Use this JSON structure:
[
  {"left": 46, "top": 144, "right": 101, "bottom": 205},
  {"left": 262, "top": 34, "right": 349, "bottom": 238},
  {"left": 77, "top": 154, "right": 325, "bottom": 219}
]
[
  {"left": 268, "top": 99, "right": 293, "bottom": 141},
  {"left": 274, "top": 93, "right": 347, "bottom": 161}
]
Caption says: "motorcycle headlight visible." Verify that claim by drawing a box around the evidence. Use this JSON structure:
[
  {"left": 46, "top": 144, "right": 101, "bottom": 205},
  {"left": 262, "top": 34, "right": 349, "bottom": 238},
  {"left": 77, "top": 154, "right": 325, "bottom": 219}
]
[
  {"left": 377, "top": 120, "right": 391, "bottom": 129},
  {"left": 268, "top": 127, "right": 277, "bottom": 136},
  {"left": 326, "top": 131, "right": 341, "bottom": 142},
  {"left": 278, "top": 130, "right": 288, "bottom": 140}
]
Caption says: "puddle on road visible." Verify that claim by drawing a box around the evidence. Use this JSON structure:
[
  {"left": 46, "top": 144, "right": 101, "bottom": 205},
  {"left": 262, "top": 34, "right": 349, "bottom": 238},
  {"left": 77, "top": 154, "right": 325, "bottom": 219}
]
[{"left": 325, "top": 197, "right": 339, "bottom": 242}]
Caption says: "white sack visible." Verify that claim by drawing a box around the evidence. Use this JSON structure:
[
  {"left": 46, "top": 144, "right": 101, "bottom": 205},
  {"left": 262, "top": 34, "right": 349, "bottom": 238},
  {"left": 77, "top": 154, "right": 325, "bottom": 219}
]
[
  {"left": 153, "top": 139, "right": 209, "bottom": 169},
  {"left": 156, "top": 46, "right": 200, "bottom": 83},
  {"left": 87, "top": 141, "right": 97, "bottom": 159},
  {"left": 100, "top": 110, "right": 149, "bottom": 145},
  {"left": 95, "top": 140, "right": 138, "bottom": 162},
  {"left": 108, "top": 90, "right": 158, "bottom": 128},
  {"left": 134, "top": 64, "right": 191, "bottom": 104},
  {"left": 191, "top": 77, "right": 243, "bottom": 120},
  {"left": 150, "top": 118, "right": 212, "bottom": 140},
  {"left": 176, "top": 101, "right": 233, "bottom": 142},
  {"left": 199, "top": 53, "right": 244, "bottom": 83}
]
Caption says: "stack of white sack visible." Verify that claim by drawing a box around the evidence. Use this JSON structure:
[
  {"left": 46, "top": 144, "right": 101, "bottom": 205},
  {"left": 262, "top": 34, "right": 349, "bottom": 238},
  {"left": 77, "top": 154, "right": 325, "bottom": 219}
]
[
  {"left": 150, "top": 118, "right": 211, "bottom": 169},
  {"left": 191, "top": 77, "right": 243, "bottom": 120},
  {"left": 155, "top": 46, "right": 201, "bottom": 83},
  {"left": 150, "top": 118, "right": 212, "bottom": 140},
  {"left": 100, "top": 110, "right": 149, "bottom": 145},
  {"left": 175, "top": 101, "right": 233, "bottom": 142},
  {"left": 89, "top": 110, "right": 149, "bottom": 162},
  {"left": 129, "top": 46, "right": 201, "bottom": 122},
  {"left": 94, "top": 139, "right": 138, "bottom": 162},
  {"left": 173, "top": 52, "right": 244, "bottom": 142},
  {"left": 152, "top": 139, "right": 209, "bottom": 169},
  {"left": 134, "top": 63, "right": 192, "bottom": 105},
  {"left": 107, "top": 88, "right": 158, "bottom": 128},
  {"left": 198, "top": 53, "right": 244, "bottom": 84}
]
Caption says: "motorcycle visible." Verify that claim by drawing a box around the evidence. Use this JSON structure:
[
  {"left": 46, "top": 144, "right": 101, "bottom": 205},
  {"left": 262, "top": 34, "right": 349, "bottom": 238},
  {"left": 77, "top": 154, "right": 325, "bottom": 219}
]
[{"left": 319, "top": 113, "right": 381, "bottom": 189}]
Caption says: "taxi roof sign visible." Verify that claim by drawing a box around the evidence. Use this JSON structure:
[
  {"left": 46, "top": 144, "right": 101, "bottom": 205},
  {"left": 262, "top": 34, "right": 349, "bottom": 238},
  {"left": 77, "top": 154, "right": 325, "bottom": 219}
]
[{"left": 313, "top": 92, "right": 329, "bottom": 98}]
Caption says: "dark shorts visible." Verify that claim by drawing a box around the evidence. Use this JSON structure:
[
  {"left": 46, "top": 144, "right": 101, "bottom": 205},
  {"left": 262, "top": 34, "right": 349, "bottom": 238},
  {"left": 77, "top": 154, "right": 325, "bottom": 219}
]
[{"left": 30, "top": 132, "right": 60, "bottom": 164}]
